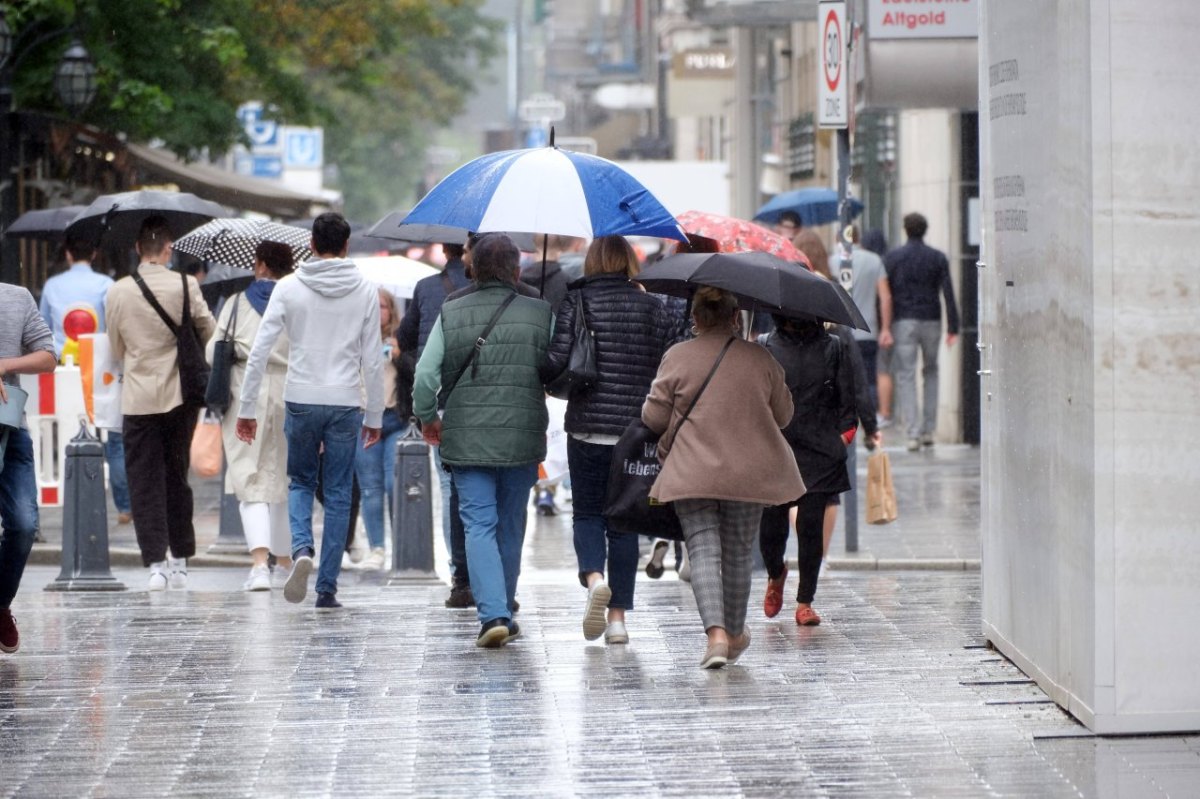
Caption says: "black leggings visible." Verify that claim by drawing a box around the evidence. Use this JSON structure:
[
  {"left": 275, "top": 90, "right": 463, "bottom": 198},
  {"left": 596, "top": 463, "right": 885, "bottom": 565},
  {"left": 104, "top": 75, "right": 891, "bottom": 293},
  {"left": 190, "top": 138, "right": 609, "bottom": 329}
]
[{"left": 758, "top": 492, "right": 830, "bottom": 604}]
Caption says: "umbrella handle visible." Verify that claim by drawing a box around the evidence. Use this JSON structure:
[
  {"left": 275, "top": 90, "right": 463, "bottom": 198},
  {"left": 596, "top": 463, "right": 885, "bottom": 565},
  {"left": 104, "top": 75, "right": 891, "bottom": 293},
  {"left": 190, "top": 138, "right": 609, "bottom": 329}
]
[{"left": 101, "top": 203, "right": 121, "bottom": 233}]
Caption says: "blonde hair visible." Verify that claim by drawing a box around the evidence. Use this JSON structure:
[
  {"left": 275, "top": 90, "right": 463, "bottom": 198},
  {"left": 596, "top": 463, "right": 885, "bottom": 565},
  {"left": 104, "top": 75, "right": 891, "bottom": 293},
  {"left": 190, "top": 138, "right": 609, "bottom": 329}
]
[
  {"left": 691, "top": 286, "right": 739, "bottom": 331},
  {"left": 377, "top": 287, "right": 400, "bottom": 339},
  {"left": 792, "top": 229, "right": 831, "bottom": 279},
  {"left": 584, "top": 235, "right": 639, "bottom": 278}
]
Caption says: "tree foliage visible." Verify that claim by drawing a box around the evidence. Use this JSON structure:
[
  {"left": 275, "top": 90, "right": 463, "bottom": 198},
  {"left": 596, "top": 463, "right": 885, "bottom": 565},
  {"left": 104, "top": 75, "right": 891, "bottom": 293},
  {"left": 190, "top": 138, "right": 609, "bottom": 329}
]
[{"left": 5, "top": 0, "right": 498, "bottom": 219}]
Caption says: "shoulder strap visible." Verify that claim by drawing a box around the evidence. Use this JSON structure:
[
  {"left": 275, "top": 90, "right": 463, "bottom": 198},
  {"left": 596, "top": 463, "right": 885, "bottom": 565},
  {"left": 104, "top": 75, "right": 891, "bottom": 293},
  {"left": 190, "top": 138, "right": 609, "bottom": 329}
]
[
  {"left": 664, "top": 335, "right": 735, "bottom": 457},
  {"left": 222, "top": 293, "right": 241, "bottom": 341},
  {"left": 442, "top": 291, "right": 519, "bottom": 398},
  {"left": 133, "top": 267, "right": 180, "bottom": 335}
]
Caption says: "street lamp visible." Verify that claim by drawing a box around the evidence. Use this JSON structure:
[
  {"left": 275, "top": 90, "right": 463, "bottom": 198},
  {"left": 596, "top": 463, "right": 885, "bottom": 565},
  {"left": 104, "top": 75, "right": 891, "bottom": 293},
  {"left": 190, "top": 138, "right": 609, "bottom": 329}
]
[{"left": 54, "top": 40, "right": 97, "bottom": 115}]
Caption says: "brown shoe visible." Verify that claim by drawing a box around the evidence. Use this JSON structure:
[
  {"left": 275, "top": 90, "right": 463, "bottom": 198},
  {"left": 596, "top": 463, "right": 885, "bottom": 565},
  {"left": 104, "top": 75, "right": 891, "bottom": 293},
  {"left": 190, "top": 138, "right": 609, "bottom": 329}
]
[
  {"left": 728, "top": 631, "right": 751, "bottom": 663},
  {"left": 444, "top": 584, "right": 475, "bottom": 609},
  {"left": 117, "top": 512, "right": 133, "bottom": 525},
  {"left": 763, "top": 565, "right": 787, "bottom": 618},
  {"left": 795, "top": 605, "right": 821, "bottom": 626},
  {"left": 700, "top": 641, "right": 728, "bottom": 669}
]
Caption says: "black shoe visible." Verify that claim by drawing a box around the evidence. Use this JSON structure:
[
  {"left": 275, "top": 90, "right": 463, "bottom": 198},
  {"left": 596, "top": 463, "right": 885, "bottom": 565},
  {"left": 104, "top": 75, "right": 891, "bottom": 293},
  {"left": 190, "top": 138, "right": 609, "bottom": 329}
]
[
  {"left": 315, "top": 592, "right": 342, "bottom": 610},
  {"left": 444, "top": 584, "right": 475, "bottom": 609},
  {"left": 645, "top": 540, "right": 669, "bottom": 579},
  {"left": 476, "top": 618, "right": 510, "bottom": 648},
  {"left": 511, "top": 598, "right": 520, "bottom": 614},
  {"left": 503, "top": 621, "right": 521, "bottom": 644},
  {"left": 536, "top": 490, "right": 557, "bottom": 516}
]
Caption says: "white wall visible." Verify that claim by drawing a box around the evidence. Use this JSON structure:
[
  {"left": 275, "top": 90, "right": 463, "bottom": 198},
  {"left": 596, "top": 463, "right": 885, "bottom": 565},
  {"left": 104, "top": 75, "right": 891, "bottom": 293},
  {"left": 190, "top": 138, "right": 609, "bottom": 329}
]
[{"left": 980, "top": 0, "right": 1200, "bottom": 734}]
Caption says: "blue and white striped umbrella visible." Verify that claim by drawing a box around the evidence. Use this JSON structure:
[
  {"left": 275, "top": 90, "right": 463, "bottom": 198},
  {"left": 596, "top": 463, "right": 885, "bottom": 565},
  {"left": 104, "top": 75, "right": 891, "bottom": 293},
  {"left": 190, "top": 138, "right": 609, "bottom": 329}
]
[{"left": 403, "top": 146, "right": 687, "bottom": 242}]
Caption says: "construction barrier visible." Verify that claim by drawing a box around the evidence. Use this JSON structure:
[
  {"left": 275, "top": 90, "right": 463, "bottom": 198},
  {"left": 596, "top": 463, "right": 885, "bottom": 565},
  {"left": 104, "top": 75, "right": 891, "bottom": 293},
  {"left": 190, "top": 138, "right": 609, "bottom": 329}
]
[{"left": 19, "top": 361, "right": 89, "bottom": 508}]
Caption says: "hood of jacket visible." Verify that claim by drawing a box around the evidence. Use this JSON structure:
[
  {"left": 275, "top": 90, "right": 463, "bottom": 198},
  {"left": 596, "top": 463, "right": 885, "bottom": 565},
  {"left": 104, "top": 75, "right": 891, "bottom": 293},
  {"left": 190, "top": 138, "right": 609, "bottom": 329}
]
[{"left": 295, "top": 257, "right": 362, "bottom": 298}]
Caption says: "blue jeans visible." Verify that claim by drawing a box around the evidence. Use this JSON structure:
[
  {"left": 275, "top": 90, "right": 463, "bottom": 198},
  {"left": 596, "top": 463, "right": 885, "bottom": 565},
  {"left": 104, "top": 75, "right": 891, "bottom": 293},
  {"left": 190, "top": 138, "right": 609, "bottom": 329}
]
[
  {"left": 0, "top": 428, "right": 38, "bottom": 608},
  {"left": 104, "top": 430, "right": 130, "bottom": 515},
  {"left": 353, "top": 408, "right": 407, "bottom": 549},
  {"left": 285, "top": 402, "right": 362, "bottom": 595},
  {"left": 452, "top": 463, "right": 537, "bottom": 624},
  {"left": 567, "top": 437, "right": 638, "bottom": 610},
  {"left": 893, "top": 319, "right": 943, "bottom": 439}
]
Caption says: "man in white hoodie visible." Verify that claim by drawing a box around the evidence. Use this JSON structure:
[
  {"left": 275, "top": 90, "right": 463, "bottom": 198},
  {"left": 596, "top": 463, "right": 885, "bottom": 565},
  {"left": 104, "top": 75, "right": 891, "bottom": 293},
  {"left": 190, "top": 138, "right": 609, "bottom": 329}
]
[{"left": 236, "top": 213, "right": 384, "bottom": 609}]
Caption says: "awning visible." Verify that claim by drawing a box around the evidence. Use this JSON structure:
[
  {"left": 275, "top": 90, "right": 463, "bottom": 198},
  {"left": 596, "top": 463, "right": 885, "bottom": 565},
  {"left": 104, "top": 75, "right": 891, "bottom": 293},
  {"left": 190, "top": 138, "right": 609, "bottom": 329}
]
[{"left": 125, "top": 142, "right": 331, "bottom": 219}]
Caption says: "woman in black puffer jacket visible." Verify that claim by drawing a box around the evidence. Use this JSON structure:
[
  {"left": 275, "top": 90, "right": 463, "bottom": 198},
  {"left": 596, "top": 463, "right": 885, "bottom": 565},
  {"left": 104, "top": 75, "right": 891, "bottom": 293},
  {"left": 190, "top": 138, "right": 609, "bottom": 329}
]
[{"left": 541, "top": 236, "right": 674, "bottom": 646}]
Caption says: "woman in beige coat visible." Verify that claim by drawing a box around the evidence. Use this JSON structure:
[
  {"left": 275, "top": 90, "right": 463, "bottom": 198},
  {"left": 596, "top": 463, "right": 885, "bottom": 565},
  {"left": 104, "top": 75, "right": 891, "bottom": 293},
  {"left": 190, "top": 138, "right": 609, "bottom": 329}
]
[
  {"left": 642, "top": 286, "right": 805, "bottom": 668},
  {"left": 207, "top": 241, "right": 294, "bottom": 591}
]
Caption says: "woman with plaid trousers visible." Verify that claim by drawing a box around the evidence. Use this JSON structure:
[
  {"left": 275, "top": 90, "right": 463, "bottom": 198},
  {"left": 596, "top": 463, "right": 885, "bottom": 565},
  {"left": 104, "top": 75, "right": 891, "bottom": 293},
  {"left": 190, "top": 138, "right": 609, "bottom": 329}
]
[{"left": 642, "top": 287, "right": 806, "bottom": 669}]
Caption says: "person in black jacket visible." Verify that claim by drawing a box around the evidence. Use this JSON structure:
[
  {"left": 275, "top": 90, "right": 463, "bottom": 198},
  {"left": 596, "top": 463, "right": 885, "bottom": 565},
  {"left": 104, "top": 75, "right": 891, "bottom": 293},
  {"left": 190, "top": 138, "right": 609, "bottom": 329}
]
[
  {"left": 758, "top": 315, "right": 880, "bottom": 627},
  {"left": 541, "top": 236, "right": 674, "bottom": 645},
  {"left": 519, "top": 234, "right": 578, "bottom": 312}
]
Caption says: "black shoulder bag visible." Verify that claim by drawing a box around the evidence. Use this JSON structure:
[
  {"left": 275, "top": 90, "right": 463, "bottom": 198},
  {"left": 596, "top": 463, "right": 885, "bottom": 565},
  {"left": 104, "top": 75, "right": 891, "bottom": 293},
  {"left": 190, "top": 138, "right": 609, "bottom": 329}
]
[
  {"left": 204, "top": 294, "right": 241, "bottom": 415},
  {"left": 603, "top": 336, "right": 735, "bottom": 540},
  {"left": 437, "top": 292, "right": 518, "bottom": 405},
  {"left": 134, "top": 269, "right": 211, "bottom": 408},
  {"left": 545, "top": 290, "right": 597, "bottom": 400}
]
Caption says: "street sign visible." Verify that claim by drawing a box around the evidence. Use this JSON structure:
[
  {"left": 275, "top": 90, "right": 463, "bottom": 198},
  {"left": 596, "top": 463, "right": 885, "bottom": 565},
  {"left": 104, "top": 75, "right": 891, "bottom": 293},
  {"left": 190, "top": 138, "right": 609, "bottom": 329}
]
[
  {"left": 867, "top": 0, "right": 978, "bottom": 40},
  {"left": 519, "top": 93, "right": 566, "bottom": 123},
  {"left": 818, "top": 1, "right": 848, "bottom": 129},
  {"left": 234, "top": 154, "right": 283, "bottom": 179},
  {"left": 236, "top": 102, "right": 280, "bottom": 152},
  {"left": 284, "top": 127, "right": 323, "bottom": 169}
]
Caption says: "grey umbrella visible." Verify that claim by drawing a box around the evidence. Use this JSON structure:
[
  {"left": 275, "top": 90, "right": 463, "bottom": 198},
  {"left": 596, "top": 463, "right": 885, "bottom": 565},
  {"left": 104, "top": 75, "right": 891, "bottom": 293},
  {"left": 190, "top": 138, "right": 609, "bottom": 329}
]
[
  {"left": 4, "top": 206, "right": 87, "bottom": 241},
  {"left": 65, "top": 190, "right": 228, "bottom": 247},
  {"left": 366, "top": 211, "right": 538, "bottom": 252}
]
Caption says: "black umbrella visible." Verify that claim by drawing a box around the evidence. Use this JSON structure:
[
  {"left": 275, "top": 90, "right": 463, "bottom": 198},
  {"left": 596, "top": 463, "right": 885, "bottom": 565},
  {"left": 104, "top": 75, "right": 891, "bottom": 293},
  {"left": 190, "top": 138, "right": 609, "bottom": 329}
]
[
  {"left": 366, "top": 211, "right": 538, "bottom": 252},
  {"left": 65, "top": 190, "right": 228, "bottom": 247},
  {"left": 637, "top": 251, "right": 870, "bottom": 331},
  {"left": 174, "top": 218, "right": 313, "bottom": 269},
  {"left": 288, "top": 217, "right": 404, "bottom": 256},
  {"left": 4, "top": 206, "right": 87, "bottom": 241}
]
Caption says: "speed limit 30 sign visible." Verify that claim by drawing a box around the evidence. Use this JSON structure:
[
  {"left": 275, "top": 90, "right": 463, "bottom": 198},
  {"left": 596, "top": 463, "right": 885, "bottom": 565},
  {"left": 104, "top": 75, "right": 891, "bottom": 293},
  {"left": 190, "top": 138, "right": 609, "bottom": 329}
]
[{"left": 818, "top": 0, "right": 848, "bottom": 128}]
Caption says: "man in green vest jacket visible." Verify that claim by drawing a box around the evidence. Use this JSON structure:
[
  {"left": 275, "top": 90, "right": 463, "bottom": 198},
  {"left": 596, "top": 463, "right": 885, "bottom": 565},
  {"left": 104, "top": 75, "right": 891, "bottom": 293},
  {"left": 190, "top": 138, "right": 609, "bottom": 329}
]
[{"left": 413, "top": 233, "right": 552, "bottom": 648}]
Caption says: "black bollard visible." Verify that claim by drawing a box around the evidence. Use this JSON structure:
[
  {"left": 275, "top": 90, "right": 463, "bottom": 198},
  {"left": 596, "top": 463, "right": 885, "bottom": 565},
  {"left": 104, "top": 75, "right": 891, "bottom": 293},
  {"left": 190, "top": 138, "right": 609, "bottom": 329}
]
[
  {"left": 843, "top": 441, "right": 859, "bottom": 553},
  {"left": 387, "top": 425, "right": 441, "bottom": 584},
  {"left": 45, "top": 423, "right": 126, "bottom": 591}
]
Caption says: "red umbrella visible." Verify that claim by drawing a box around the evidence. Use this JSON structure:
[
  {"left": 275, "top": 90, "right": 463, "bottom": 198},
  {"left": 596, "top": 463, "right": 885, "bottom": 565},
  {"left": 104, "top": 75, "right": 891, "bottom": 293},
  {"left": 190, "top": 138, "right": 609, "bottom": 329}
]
[{"left": 676, "top": 210, "right": 809, "bottom": 266}]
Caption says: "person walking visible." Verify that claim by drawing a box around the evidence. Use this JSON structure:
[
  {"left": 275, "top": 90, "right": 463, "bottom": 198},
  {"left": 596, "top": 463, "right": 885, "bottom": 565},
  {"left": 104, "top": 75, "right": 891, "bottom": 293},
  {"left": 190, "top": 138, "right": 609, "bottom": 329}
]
[
  {"left": 39, "top": 231, "right": 131, "bottom": 525},
  {"left": 412, "top": 233, "right": 552, "bottom": 649},
  {"left": 642, "top": 287, "right": 804, "bottom": 669},
  {"left": 353, "top": 286, "right": 414, "bottom": 572},
  {"left": 884, "top": 213, "right": 959, "bottom": 451},
  {"left": 541, "top": 236, "right": 673, "bottom": 645},
  {"left": 519, "top": 233, "right": 574, "bottom": 312},
  {"left": 0, "top": 284, "right": 57, "bottom": 653},
  {"left": 398, "top": 242, "right": 473, "bottom": 608},
  {"left": 105, "top": 216, "right": 217, "bottom": 590},
  {"left": 757, "top": 315, "right": 880, "bottom": 627},
  {"left": 861, "top": 229, "right": 895, "bottom": 426},
  {"left": 834, "top": 225, "right": 893, "bottom": 408},
  {"left": 208, "top": 241, "right": 295, "bottom": 592},
  {"left": 236, "top": 212, "right": 385, "bottom": 610}
]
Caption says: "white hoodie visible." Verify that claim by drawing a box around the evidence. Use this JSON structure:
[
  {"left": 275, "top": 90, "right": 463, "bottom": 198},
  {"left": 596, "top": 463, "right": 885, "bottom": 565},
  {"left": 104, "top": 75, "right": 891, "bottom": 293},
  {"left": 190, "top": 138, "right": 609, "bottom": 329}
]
[{"left": 239, "top": 257, "right": 385, "bottom": 427}]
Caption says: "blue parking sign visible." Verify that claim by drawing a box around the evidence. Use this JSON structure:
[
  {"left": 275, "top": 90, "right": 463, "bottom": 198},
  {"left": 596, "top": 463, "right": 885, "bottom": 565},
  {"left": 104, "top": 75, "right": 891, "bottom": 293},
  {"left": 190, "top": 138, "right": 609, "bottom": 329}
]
[{"left": 284, "top": 128, "right": 324, "bottom": 168}]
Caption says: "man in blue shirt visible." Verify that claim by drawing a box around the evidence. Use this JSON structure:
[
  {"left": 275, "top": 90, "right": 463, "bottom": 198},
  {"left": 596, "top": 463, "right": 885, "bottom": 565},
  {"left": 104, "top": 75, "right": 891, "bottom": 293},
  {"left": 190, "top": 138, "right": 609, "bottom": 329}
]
[{"left": 37, "top": 233, "right": 131, "bottom": 523}]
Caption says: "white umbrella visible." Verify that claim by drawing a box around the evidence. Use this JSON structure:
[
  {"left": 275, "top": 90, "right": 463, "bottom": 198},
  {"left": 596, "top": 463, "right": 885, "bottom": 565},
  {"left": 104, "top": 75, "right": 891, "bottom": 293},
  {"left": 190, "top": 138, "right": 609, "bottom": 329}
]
[{"left": 353, "top": 256, "right": 438, "bottom": 300}]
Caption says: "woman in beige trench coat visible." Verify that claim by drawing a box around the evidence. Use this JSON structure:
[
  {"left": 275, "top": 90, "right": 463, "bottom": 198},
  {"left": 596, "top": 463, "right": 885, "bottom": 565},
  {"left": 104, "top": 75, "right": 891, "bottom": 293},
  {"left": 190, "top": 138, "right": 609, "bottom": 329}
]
[{"left": 207, "top": 241, "right": 294, "bottom": 591}]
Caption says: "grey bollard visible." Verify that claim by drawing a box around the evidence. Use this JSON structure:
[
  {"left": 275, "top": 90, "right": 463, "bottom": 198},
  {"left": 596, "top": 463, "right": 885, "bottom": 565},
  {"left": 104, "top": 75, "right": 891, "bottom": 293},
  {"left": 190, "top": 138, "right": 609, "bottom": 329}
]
[
  {"left": 206, "top": 462, "right": 247, "bottom": 554},
  {"left": 843, "top": 441, "right": 859, "bottom": 553},
  {"left": 387, "top": 426, "right": 441, "bottom": 584},
  {"left": 46, "top": 423, "right": 126, "bottom": 592}
]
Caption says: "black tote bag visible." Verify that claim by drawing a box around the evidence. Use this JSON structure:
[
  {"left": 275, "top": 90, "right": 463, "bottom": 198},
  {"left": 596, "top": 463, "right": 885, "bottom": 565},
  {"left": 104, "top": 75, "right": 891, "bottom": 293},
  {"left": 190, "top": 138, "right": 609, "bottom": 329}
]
[
  {"left": 205, "top": 294, "right": 240, "bottom": 415},
  {"left": 134, "top": 270, "right": 211, "bottom": 408},
  {"left": 545, "top": 291, "right": 597, "bottom": 400}
]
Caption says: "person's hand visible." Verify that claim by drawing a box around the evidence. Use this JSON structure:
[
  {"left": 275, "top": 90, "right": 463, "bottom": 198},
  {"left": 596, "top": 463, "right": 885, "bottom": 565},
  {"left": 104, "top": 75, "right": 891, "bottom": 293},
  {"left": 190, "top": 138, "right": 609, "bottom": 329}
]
[
  {"left": 866, "top": 431, "right": 882, "bottom": 451},
  {"left": 878, "top": 329, "right": 894, "bottom": 349},
  {"left": 362, "top": 426, "right": 382, "bottom": 449},
  {"left": 236, "top": 418, "right": 257, "bottom": 443},
  {"left": 946, "top": 333, "right": 958, "bottom": 348},
  {"left": 421, "top": 418, "right": 443, "bottom": 446}
]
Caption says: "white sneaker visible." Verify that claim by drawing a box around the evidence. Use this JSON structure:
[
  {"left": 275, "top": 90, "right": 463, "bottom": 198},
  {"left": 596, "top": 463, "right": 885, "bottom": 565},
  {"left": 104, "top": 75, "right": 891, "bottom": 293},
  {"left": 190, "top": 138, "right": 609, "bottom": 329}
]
[
  {"left": 271, "top": 564, "right": 291, "bottom": 590},
  {"left": 285, "top": 554, "right": 314, "bottom": 604},
  {"left": 605, "top": 620, "right": 629, "bottom": 645},
  {"left": 243, "top": 564, "right": 271, "bottom": 592},
  {"left": 582, "top": 581, "right": 612, "bottom": 641},
  {"left": 348, "top": 531, "right": 367, "bottom": 564},
  {"left": 148, "top": 561, "right": 168, "bottom": 592},
  {"left": 362, "top": 547, "right": 386, "bottom": 571},
  {"left": 167, "top": 557, "right": 188, "bottom": 590}
]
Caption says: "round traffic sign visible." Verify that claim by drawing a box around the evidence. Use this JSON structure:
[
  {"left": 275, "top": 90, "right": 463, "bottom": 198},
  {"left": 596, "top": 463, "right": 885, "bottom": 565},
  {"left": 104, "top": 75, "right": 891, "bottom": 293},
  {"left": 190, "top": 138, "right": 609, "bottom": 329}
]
[{"left": 823, "top": 9, "right": 842, "bottom": 93}]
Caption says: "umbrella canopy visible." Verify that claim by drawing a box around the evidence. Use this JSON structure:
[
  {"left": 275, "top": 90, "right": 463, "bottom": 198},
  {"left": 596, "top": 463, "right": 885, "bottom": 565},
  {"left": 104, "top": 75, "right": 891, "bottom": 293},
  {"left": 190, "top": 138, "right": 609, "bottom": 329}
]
[
  {"left": 288, "top": 217, "right": 406, "bottom": 256},
  {"left": 65, "top": 190, "right": 228, "bottom": 247},
  {"left": 366, "top": 211, "right": 538, "bottom": 252},
  {"left": 174, "top": 218, "right": 313, "bottom": 270},
  {"left": 4, "top": 206, "right": 87, "bottom": 241},
  {"left": 403, "top": 145, "right": 687, "bottom": 242},
  {"left": 199, "top": 262, "right": 256, "bottom": 307},
  {"left": 354, "top": 256, "right": 439, "bottom": 301},
  {"left": 637, "top": 251, "right": 869, "bottom": 330},
  {"left": 753, "top": 188, "right": 864, "bottom": 228},
  {"left": 676, "top": 210, "right": 806, "bottom": 263}
]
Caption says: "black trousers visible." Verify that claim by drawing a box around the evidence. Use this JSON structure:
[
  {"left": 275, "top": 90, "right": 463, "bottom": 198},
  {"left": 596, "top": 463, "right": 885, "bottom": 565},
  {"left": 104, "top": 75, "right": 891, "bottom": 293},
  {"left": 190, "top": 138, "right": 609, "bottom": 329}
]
[
  {"left": 123, "top": 405, "right": 199, "bottom": 566},
  {"left": 759, "top": 492, "right": 831, "bottom": 604}
]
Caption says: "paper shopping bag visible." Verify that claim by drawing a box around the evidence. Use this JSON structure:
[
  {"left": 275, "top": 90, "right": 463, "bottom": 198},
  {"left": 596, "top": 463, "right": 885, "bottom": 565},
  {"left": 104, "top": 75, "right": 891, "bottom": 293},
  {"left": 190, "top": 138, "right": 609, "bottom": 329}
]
[
  {"left": 190, "top": 410, "right": 224, "bottom": 479},
  {"left": 866, "top": 449, "right": 898, "bottom": 525}
]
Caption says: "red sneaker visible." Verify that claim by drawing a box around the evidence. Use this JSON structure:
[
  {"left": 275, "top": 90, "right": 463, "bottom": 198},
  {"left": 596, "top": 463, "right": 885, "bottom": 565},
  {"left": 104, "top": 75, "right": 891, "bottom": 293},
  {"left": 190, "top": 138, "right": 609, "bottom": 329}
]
[
  {"left": 0, "top": 609, "right": 18, "bottom": 654},
  {"left": 763, "top": 565, "right": 788, "bottom": 618},
  {"left": 795, "top": 605, "right": 821, "bottom": 627}
]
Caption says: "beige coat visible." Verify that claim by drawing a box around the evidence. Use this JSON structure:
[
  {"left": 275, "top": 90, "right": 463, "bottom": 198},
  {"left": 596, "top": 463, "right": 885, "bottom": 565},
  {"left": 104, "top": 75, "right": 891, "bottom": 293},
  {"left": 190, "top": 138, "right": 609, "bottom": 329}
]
[
  {"left": 106, "top": 263, "right": 216, "bottom": 415},
  {"left": 207, "top": 292, "right": 289, "bottom": 504},
  {"left": 642, "top": 330, "right": 806, "bottom": 506}
]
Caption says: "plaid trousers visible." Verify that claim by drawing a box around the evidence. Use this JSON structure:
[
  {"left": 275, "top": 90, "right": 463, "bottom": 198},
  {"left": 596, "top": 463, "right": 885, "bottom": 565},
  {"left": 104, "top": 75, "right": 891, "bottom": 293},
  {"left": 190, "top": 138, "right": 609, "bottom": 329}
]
[{"left": 674, "top": 498, "right": 764, "bottom": 637}]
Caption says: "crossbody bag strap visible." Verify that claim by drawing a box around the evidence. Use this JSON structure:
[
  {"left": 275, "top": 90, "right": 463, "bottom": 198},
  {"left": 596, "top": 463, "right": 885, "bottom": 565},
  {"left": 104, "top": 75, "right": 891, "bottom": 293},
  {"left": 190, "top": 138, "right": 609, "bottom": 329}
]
[
  {"left": 442, "top": 291, "right": 519, "bottom": 398},
  {"left": 133, "top": 268, "right": 180, "bottom": 335},
  {"left": 663, "top": 335, "right": 735, "bottom": 460},
  {"left": 222, "top": 292, "right": 240, "bottom": 342}
]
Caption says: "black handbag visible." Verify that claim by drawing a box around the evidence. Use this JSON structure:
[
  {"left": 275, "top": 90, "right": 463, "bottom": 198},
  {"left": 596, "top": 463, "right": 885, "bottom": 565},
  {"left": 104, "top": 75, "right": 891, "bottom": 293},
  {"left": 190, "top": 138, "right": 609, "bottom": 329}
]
[
  {"left": 545, "top": 291, "right": 597, "bottom": 400},
  {"left": 603, "top": 336, "right": 735, "bottom": 539},
  {"left": 205, "top": 294, "right": 240, "bottom": 415},
  {"left": 134, "top": 268, "right": 211, "bottom": 408}
]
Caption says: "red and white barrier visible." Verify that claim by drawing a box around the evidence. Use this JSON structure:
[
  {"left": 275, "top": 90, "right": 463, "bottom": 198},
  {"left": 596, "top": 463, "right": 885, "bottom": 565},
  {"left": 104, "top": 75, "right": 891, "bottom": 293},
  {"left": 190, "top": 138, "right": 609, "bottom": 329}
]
[{"left": 19, "top": 363, "right": 89, "bottom": 507}]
